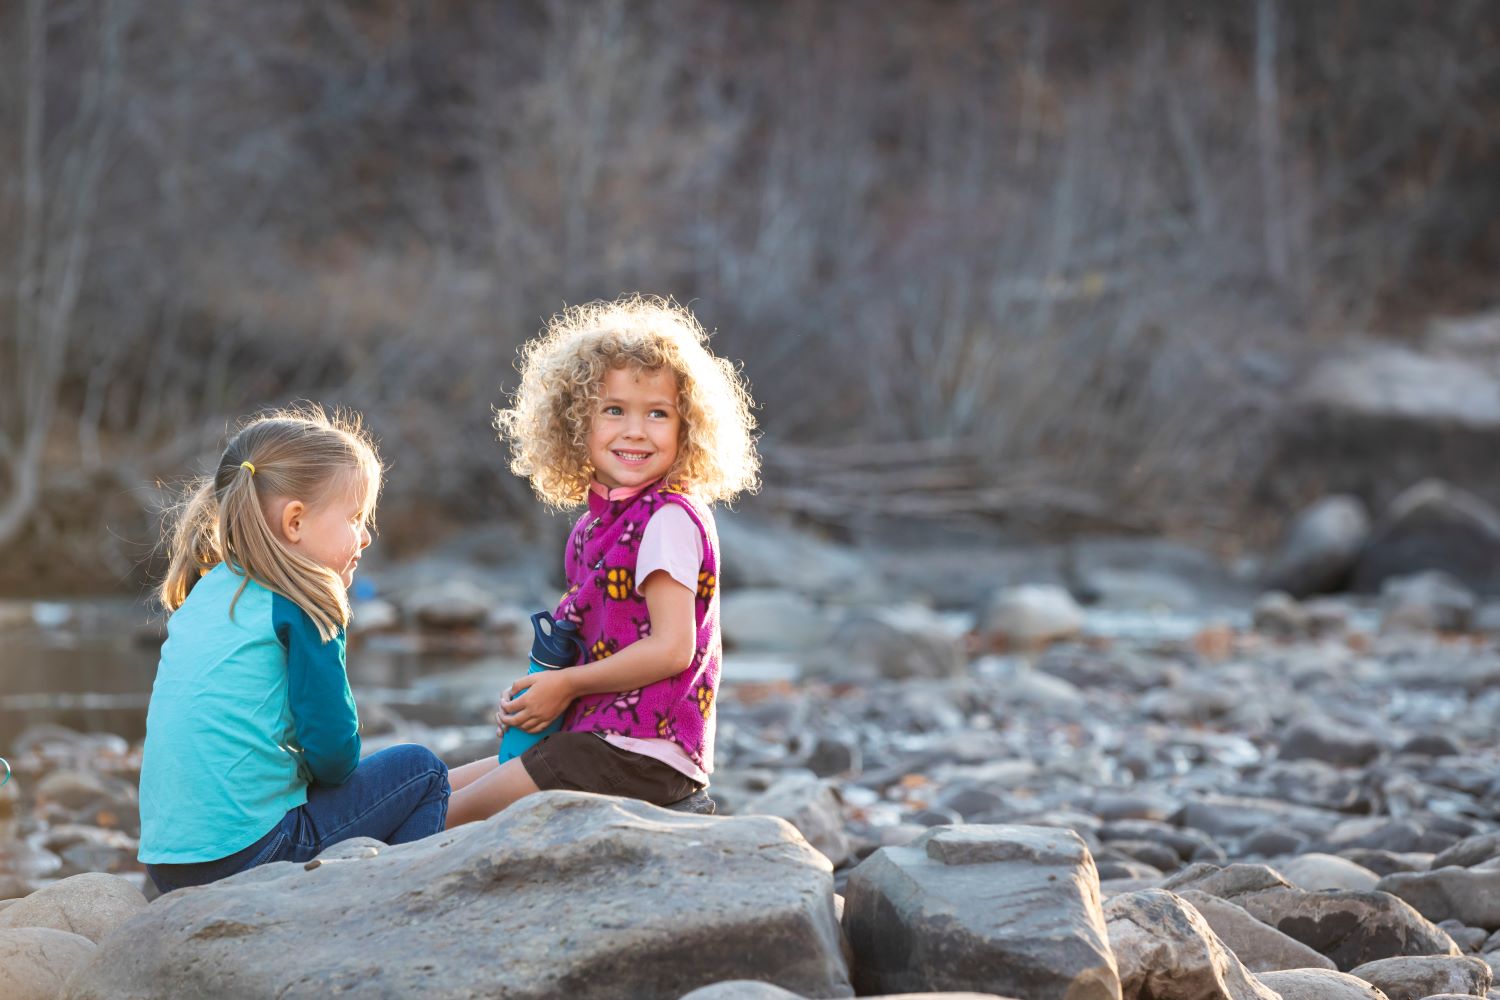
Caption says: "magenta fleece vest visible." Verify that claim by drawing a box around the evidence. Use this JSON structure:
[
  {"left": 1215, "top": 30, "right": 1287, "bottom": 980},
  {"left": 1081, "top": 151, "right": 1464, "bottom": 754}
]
[{"left": 557, "top": 481, "right": 721, "bottom": 772}]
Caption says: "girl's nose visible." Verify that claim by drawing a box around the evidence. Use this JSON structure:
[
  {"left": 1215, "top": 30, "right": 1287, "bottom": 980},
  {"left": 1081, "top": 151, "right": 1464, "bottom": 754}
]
[{"left": 360, "top": 525, "right": 372, "bottom": 548}]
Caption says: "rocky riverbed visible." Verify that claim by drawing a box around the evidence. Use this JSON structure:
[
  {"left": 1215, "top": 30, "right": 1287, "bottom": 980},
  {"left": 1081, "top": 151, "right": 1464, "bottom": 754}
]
[{"left": 7, "top": 499, "right": 1500, "bottom": 999}]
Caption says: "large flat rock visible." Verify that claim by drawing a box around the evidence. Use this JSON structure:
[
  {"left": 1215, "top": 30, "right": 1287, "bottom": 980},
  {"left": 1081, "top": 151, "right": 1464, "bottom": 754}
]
[{"left": 63, "top": 792, "right": 852, "bottom": 1000}]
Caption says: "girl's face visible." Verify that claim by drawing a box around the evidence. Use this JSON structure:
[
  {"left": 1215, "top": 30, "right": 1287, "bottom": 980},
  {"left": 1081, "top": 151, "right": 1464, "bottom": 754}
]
[
  {"left": 278, "top": 472, "right": 374, "bottom": 588},
  {"left": 587, "top": 366, "right": 681, "bottom": 491}
]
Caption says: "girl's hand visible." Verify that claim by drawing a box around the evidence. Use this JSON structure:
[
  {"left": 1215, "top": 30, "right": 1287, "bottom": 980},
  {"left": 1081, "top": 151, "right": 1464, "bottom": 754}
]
[{"left": 500, "top": 670, "right": 576, "bottom": 734}]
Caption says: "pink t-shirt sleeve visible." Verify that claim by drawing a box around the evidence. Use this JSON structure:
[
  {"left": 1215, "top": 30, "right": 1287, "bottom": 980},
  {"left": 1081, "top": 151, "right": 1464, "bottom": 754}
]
[{"left": 634, "top": 504, "right": 703, "bottom": 596}]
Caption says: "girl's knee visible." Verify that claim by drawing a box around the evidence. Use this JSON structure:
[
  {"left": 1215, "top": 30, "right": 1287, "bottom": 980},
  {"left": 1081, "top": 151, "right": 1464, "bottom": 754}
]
[{"left": 375, "top": 743, "right": 449, "bottom": 783}]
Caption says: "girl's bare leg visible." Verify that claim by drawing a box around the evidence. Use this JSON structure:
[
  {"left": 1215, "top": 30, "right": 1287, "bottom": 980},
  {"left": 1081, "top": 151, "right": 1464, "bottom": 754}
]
[
  {"left": 444, "top": 758, "right": 541, "bottom": 829},
  {"left": 447, "top": 756, "right": 502, "bottom": 793}
]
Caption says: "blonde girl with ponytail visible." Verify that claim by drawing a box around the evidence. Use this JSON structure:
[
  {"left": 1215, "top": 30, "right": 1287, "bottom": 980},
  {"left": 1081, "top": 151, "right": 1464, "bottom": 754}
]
[{"left": 139, "top": 405, "right": 450, "bottom": 893}]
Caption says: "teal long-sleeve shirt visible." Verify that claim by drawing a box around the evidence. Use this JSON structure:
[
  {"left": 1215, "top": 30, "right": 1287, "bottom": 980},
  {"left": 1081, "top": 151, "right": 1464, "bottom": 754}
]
[{"left": 138, "top": 564, "right": 360, "bottom": 864}]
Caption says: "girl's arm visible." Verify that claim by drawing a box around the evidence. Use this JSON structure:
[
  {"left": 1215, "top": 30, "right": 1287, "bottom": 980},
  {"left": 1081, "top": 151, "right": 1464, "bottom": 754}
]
[
  {"left": 273, "top": 594, "right": 361, "bottom": 784},
  {"left": 501, "top": 570, "right": 696, "bottom": 733}
]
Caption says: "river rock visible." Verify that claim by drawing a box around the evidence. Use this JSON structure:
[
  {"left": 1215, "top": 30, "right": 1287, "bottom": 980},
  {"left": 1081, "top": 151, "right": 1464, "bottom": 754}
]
[
  {"left": 1433, "top": 833, "right": 1500, "bottom": 869},
  {"left": 1162, "top": 863, "right": 1295, "bottom": 899},
  {"left": 1340, "top": 851, "right": 1436, "bottom": 878},
  {"left": 0, "top": 872, "right": 146, "bottom": 943},
  {"left": 981, "top": 585, "right": 1084, "bottom": 648},
  {"left": 1173, "top": 795, "right": 1347, "bottom": 843},
  {"left": 1353, "top": 480, "right": 1500, "bottom": 596},
  {"left": 404, "top": 578, "right": 495, "bottom": 629},
  {"left": 1272, "top": 853, "right": 1382, "bottom": 892},
  {"left": 842, "top": 825, "right": 1119, "bottom": 999},
  {"left": 1256, "top": 968, "right": 1391, "bottom": 999},
  {"left": 1378, "top": 868, "right": 1500, "bottom": 930},
  {"left": 1228, "top": 886, "right": 1460, "bottom": 971},
  {"left": 1278, "top": 717, "right": 1383, "bottom": 768},
  {"left": 1436, "top": 920, "right": 1488, "bottom": 953},
  {"left": 1262, "top": 495, "right": 1372, "bottom": 597},
  {"left": 1176, "top": 889, "right": 1336, "bottom": 973},
  {"left": 681, "top": 986, "right": 1014, "bottom": 1000},
  {"left": 0, "top": 927, "right": 98, "bottom": 1000},
  {"left": 741, "top": 774, "right": 852, "bottom": 867},
  {"left": 63, "top": 792, "right": 852, "bottom": 1000},
  {"left": 1104, "top": 889, "right": 1279, "bottom": 1000},
  {"left": 721, "top": 589, "right": 837, "bottom": 653},
  {"left": 1252, "top": 591, "right": 1310, "bottom": 638},
  {"left": 1347, "top": 955, "right": 1492, "bottom": 1000},
  {"left": 1381, "top": 571, "right": 1477, "bottom": 632},
  {"left": 828, "top": 606, "right": 965, "bottom": 681}
]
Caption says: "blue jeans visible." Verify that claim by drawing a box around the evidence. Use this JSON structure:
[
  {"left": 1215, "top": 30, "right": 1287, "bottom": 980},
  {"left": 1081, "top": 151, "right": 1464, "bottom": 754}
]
[{"left": 147, "top": 744, "right": 449, "bottom": 893}]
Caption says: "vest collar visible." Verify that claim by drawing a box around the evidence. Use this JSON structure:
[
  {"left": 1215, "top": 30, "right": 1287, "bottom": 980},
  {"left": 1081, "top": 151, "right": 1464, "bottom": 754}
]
[{"left": 586, "top": 478, "right": 659, "bottom": 515}]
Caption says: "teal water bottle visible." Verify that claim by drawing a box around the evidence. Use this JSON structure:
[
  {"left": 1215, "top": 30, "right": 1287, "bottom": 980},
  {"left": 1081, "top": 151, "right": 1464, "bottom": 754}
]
[{"left": 498, "top": 612, "right": 587, "bottom": 762}]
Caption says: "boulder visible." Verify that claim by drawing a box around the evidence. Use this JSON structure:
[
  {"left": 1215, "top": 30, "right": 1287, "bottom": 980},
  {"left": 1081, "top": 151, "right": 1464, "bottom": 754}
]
[
  {"left": 827, "top": 606, "right": 965, "bottom": 681},
  {"left": 1262, "top": 495, "right": 1372, "bottom": 597},
  {"left": 982, "top": 585, "right": 1084, "bottom": 647},
  {"left": 63, "top": 792, "right": 852, "bottom": 1000},
  {"left": 720, "top": 589, "right": 837, "bottom": 653},
  {"left": 1378, "top": 868, "right": 1500, "bottom": 930},
  {"left": 842, "top": 825, "right": 1119, "bottom": 999},
  {"left": 0, "top": 927, "right": 97, "bottom": 1000},
  {"left": 1256, "top": 968, "right": 1391, "bottom": 999},
  {"left": 1353, "top": 481, "right": 1500, "bottom": 597},
  {"left": 1176, "top": 890, "right": 1336, "bottom": 973},
  {"left": 1104, "top": 889, "right": 1280, "bottom": 1000},
  {"left": 740, "top": 774, "right": 853, "bottom": 867},
  {"left": 1347, "top": 955, "right": 1492, "bottom": 1000},
  {"left": 1264, "top": 347, "right": 1500, "bottom": 543},
  {"left": 716, "top": 513, "right": 881, "bottom": 602},
  {"left": 0, "top": 872, "right": 146, "bottom": 943}
]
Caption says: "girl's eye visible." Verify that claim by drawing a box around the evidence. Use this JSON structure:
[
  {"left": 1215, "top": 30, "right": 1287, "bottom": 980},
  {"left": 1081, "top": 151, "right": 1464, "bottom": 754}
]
[
  {"left": 603, "top": 405, "right": 623, "bottom": 416},
  {"left": 649, "top": 409, "right": 669, "bottom": 419}
]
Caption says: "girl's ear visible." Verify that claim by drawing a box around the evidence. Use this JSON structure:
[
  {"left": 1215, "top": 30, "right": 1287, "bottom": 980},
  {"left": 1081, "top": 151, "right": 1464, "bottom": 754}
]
[{"left": 280, "top": 499, "right": 306, "bottom": 544}]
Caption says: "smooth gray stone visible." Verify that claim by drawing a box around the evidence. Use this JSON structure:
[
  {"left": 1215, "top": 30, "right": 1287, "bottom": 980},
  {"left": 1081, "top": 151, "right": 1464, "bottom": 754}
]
[
  {"left": 1229, "top": 886, "right": 1460, "bottom": 971},
  {"left": 1256, "top": 968, "right": 1390, "bottom": 999},
  {"left": 1177, "top": 889, "right": 1336, "bottom": 973},
  {"left": 0, "top": 927, "right": 98, "bottom": 1000},
  {"left": 843, "top": 825, "right": 1119, "bottom": 1000},
  {"left": 1433, "top": 832, "right": 1500, "bottom": 870},
  {"left": 1261, "top": 495, "right": 1371, "bottom": 598},
  {"left": 0, "top": 872, "right": 146, "bottom": 944},
  {"left": 1279, "top": 716, "right": 1383, "bottom": 768},
  {"left": 1379, "top": 867, "right": 1500, "bottom": 930},
  {"left": 1347, "top": 955, "right": 1492, "bottom": 1000}
]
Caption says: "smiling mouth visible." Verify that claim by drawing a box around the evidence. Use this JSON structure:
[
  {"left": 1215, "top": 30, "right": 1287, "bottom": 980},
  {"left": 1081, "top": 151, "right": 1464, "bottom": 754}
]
[{"left": 613, "top": 450, "right": 652, "bottom": 463}]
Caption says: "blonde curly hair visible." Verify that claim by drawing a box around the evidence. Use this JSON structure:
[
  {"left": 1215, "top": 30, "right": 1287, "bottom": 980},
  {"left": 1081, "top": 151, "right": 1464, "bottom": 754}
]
[{"left": 496, "top": 295, "right": 759, "bottom": 507}]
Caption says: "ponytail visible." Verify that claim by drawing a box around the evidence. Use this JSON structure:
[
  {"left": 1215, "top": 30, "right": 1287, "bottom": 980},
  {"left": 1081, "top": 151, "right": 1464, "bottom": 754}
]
[
  {"left": 157, "top": 405, "right": 382, "bottom": 642},
  {"left": 158, "top": 476, "right": 222, "bottom": 612}
]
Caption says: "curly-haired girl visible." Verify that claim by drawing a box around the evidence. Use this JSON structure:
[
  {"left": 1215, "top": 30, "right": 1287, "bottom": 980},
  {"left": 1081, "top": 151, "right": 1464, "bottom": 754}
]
[{"left": 445, "top": 295, "right": 758, "bottom": 824}]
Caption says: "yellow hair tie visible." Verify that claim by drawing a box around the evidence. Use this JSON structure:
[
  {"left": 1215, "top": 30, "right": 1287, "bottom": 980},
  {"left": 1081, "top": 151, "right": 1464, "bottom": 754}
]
[{"left": 240, "top": 461, "right": 256, "bottom": 475}]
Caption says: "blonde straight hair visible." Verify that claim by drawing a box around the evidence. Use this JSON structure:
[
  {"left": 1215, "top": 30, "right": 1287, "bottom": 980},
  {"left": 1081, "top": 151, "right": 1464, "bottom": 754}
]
[{"left": 159, "top": 405, "right": 383, "bottom": 642}]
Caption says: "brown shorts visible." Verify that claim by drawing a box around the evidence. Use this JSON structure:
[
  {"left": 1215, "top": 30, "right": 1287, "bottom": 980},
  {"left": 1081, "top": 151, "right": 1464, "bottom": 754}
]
[{"left": 520, "top": 731, "right": 702, "bottom": 806}]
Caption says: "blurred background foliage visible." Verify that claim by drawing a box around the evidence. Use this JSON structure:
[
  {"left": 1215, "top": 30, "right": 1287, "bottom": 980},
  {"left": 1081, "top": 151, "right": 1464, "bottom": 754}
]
[{"left": 1, "top": 0, "right": 1498, "bottom": 593}]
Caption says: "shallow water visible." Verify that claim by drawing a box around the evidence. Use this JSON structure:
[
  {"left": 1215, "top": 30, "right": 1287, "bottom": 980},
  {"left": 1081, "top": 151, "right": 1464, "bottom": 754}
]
[{"left": 0, "top": 598, "right": 520, "bottom": 745}]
